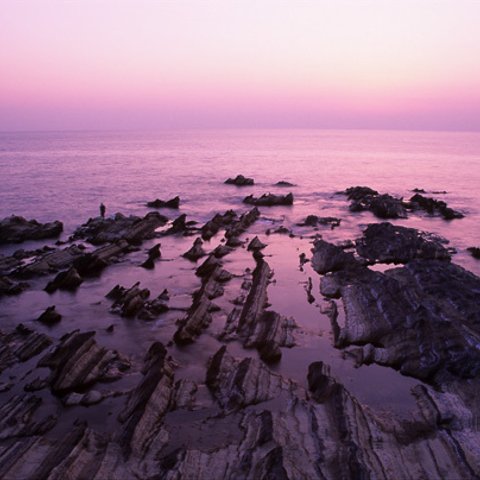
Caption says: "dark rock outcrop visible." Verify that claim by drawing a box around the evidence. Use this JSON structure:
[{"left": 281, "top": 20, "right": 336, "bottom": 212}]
[
  {"left": 45, "top": 266, "right": 83, "bottom": 293},
  {"left": 73, "top": 211, "right": 167, "bottom": 245},
  {"left": 318, "top": 237, "right": 480, "bottom": 382},
  {"left": 311, "top": 239, "right": 359, "bottom": 274},
  {"left": 183, "top": 237, "right": 207, "bottom": 261},
  {"left": 38, "top": 330, "right": 130, "bottom": 395},
  {"left": 356, "top": 222, "right": 451, "bottom": 264},
  {"left": 0, "top": 275, "right": 28, "bottom": 296},
  {"left": 244, "top": 192, "right": 294, "bottom": 207},
  {"left": 224, "top": 174, "right": 254, "bottom": 186},
  {"left": 146, "top": 195, "right": 180, "bottom": 209},
  {"left": 247, "top": 236, "right": 267, "bottom": 252},
  {"left": 37, "top": 306, "right": 62, "bottom": 325},
  {"left": 467, "top": 247, "right": 480, "bottom": 259},
  {"left": 341, "top": 187, "right": 406, "bottom": 219},
  {"left": 408, "top": 193, "right": 464, "bottom": 220},
  {"left": 275, "top": 181, "right": 295, "bottom": 187},
  {"left": 106, "top": 282, "right": 169, "bottom": 319},
  {"left": 140, "top": 243, "right": 161, "bottom": 269},
  {"left": 0, "top": 215, "right": 63, "bottom": 244}
]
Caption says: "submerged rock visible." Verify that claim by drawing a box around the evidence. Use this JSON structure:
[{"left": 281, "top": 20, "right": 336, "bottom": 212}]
[
  {"left": 356, "top": 222, "right": 451, "bottom": 264},
  {"left": 0, "top": 276, "right": 28, "bottom": 296},
  {"left": 275, "top": 180, "right": 295, "bottom": 187},
  {"left": 36, "top": 306, "right": 62, "bottom": 325},
  {"left": 247, "top": 236, "right": 267, "bottom": 252},
  {"left": 244, "top": 192, "right": 294, "bottom": 207},
  {"left": 224, "top": 174, "right": 254, "bottom": 186},
  {"left": 146, "top": 195, "right": 180, "bottom": 209},
  {"left": 0, "top": 215, "right": 63, "bottom": 244},
  {"left": 408, "top": 193, "right": 464, "bottom": 220}
]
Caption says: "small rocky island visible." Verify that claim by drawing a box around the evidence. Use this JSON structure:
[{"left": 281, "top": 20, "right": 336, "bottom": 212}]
[{"left": 0, "top": 183, "right": 478, "bottom": 479}]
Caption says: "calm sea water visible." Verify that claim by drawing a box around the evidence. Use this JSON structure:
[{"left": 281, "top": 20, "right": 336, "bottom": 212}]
[
  {"left": 1, "top": 129, "right": 479, "bottom": 416},
  {"left": 1, "top": 129, "right": 479, "bottom": 261}
]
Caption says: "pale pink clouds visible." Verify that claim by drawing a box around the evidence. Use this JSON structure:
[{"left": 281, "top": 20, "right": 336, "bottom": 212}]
[{"left": 1, "top": 0, "right": 480, "bottom": 130}]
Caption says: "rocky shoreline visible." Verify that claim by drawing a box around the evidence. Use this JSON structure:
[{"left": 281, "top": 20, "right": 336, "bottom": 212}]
[{"left": 0, "top": 183, "right": 479, "bottom": 479}]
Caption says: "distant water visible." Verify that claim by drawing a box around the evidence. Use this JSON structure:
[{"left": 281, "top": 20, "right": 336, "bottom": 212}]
[{"left": 1, "top": 129, "right": 479, "bottom": 269}]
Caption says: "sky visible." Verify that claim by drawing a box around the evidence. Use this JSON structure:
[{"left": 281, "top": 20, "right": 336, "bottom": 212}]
[{"left": 1, "top": 0, "right": 480, "bottom": 131}]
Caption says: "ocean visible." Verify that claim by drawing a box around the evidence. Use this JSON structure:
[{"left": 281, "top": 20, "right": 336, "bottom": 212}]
[{"left": 0, "top": 128, "right": 479, "bottom": 422}]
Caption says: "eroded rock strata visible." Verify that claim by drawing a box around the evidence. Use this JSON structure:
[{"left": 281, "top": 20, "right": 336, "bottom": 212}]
[{"left": 0, "top": 216, "right": 63, "bottom": 244}]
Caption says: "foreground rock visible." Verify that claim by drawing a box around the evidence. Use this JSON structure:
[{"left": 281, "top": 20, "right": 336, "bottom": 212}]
[
  {"left": 311, "top": 239, "right": 359, "bottom": 274},
  {"left": 38, "top": 329, "right": 130, "bottom": 395},
  {"left": 341, "top": 186, "right": 407, "bottom": 219},
  {"left": 356, "top": 222, "right": 451, "bottom": 264},
  {"left": 221, "top": 259, "right": 295, "bottom": 363},
  {"left": 0, "top": 215, "right": 63, "bottom": 244},
  {"left": 317, "top": 239, "right": 480, "bottom": 383},
  {"left": 73, "top": 211, "right": 167, "bottom": 245},
  {"left": 146, "top": 195, "right": 180, "bottom": 209},
  {"left": 224, "top": 174, "right": 254, "bottom": 186},
  {"left": 140, "top": 243, "right": 161, "bottom": 269},
  {"left": 408, "top": 193, "right": 464, "bottom": 220},
  {"left": 244, "top": 192, "right": 294, "bottom": 207}
]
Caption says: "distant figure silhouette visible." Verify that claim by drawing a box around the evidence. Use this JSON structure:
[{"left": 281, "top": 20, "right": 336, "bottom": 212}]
[{"left": 100, "top": 203, "right": 106, "bottom": 218}]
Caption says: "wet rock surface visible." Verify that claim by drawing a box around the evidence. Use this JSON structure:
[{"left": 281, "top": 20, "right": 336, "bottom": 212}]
[
  {"left": 356, "top": 222, "right": 451, "bottom": 264},
  {"left": 0, "top": 215, "right": 63, "bottom": 244}
]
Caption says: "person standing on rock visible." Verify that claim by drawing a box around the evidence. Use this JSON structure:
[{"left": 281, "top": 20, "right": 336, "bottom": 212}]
[{"left": 100, "top": 203, "right": 106, "bottom": 218}]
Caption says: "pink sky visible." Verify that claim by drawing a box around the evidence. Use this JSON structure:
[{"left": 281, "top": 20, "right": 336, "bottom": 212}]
[{"left": 1, "top": 0, "right": 480, "bottom": 131}]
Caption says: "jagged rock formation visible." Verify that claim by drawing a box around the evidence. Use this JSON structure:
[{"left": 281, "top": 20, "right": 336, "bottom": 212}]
[
  {"left": 140, "top": 243, "right": 161, "bottom": 269},
  {"left": 356, "top": 222, "right": 451, "bottom": 264},
  {"left": 247, "top": 236, "right": 267, "bottom": 252},
  {"left": 45, "top": 266, "right": 83, "bottom": 293},
  {"left": 221, "top": 259, "right": 295, "bottom": 363},
  {"left": 73, "top": 211, "right": 167, "bottom": 245},
  {"left": 224, "top": 174, "right": 254, "bottom": 186},
  {"left": 106, "top": 282, "right": 169, "bottom": 319},
  {"left": 244, "top": 192, "right": 294, "bottom": 207},
  {"left": 316, "top": 236, "right": 480, "bottom": 383},
  {"left": 0, "top": 215, "right": 63, "bottom": 244},
  {"left": 38, "top": 330, "right": 130, "bottom": 395},
  {"left": 146, "top": 195, "right": 180, "bottom": 209},
  {"left": 36, "top": 306, "right": 62, "bottom": 325},
  {"left": 340, "top": 186, "right": 407, "bottom": 219},
  {"left": 408, "top": 193, "right": 464, "bottom": 220},
  {"left": 182, "top": 237, "right": 207, "bottom": 261},
  {"left": 174, "top": 253, "right": 232, "bottom": 344}
]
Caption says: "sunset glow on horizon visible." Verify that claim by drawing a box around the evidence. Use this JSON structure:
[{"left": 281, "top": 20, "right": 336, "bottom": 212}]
[{"left": 1, "top": 0, "right": 480, "bottom": 131}]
